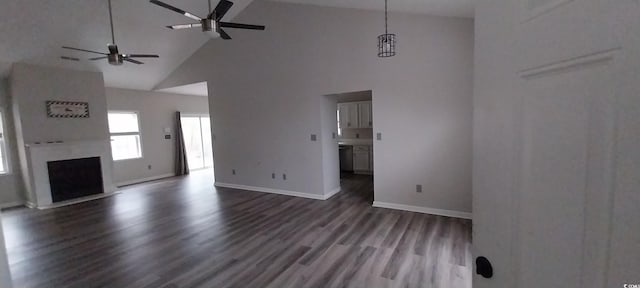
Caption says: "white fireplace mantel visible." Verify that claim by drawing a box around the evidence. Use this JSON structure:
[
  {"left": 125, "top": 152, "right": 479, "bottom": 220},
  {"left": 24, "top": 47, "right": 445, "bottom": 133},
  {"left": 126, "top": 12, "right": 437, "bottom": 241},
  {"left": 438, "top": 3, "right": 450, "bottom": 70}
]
[{"left": 23, "top": 140, "right": 116, "bottom": 209}]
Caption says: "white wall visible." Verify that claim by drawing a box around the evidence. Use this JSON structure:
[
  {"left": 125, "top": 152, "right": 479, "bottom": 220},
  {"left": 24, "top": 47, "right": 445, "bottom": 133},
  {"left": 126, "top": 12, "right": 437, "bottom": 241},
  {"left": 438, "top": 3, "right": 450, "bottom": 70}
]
[
  {"left": 10, "top": 63, "right": 110, "bottom": 204},
  {"left": 105, "top": 88, "right": 209, "bottom": 185},
  {"left": 157, "top": 2, "right": 474, "bottom": 213},
  {"left": 10, "top": 64, "right": 109, "bottom": 144},
  {"left": 0, "top": 78, "right": 23, "bottom": 207},
  {"left": 320, "top": 95, "right": 339, "bottom": 194}
]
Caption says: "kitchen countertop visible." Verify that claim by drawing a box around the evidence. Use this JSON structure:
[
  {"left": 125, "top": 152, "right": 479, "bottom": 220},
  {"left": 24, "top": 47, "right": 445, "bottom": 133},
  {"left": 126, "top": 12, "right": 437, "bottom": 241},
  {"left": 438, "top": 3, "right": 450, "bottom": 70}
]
[{"left": 338, "top": 139, "right": 373, "bottom": 146}]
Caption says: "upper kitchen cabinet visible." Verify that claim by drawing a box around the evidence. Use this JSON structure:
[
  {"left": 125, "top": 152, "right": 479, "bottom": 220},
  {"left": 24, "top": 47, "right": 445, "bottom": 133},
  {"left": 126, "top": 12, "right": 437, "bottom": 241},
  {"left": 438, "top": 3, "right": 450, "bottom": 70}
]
[
  {"left": 338, "top": 101, "right": 372, "bottom": 129},
  {"left": 338, "top": 102, "right": 359, "bottom": 129},
  {"left": 358, "top": 101, "right": 372, "bottom": 128}
]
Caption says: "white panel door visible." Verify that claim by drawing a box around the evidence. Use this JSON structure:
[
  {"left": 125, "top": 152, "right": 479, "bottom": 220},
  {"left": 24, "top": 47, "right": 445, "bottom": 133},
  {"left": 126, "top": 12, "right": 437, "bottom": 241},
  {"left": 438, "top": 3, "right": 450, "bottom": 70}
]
[{"left": 474, "top": 0, "right": 640, "bottom": 287}]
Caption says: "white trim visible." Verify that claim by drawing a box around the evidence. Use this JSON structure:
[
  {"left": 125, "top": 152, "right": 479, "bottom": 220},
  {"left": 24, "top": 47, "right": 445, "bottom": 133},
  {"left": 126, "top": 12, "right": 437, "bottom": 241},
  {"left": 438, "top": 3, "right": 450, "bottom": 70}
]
[
  {"left": 215, "top": 182, "right": 326, "bottom": 200},
  {"left": 372, "top": 201, "right": 472, "bottom": 220},
  {"left": 324, "top": 186, "right": 341, "bottom": 200},
  {"left": 0, "top": 109, "right": 11, "bottom": 175},
  {"left": 32, "top": 191, "right": 120, "bottom": 210},
  {"left": 116, "top": 173, "right": 175, "bottom": 187},
  {"left": 0, "top": 201, "right": 25, "bottom": 209}
]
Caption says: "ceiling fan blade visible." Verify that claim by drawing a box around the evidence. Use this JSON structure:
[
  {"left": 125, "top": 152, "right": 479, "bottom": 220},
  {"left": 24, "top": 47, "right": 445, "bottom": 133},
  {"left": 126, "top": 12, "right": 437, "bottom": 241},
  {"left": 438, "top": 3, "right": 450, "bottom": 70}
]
[
  {"left": 219, "top": 22, "right": 265, "bottom": 30},
  {"left": 108, "top": 44, "right": 119, "bottom": 55},
  {"left": 62, "top": 46, "right": 108, "bottom": 55},
  {"left": 61, "top": 56, "right": 80, "bottom": 61},
  {"left": 209, "top": 0, "right": 233, "bottom": 21},
  {"left": 167, "top": 23, "right": 202, "bottom": 30},
  {"left": 124, "top": 58, "right": 144, "bottom": 65},
  {"left": 149, "top": 0, "right": 202, "bottom": 21},
  {"left": 127, "top": 54, "right": 159, "bottom": 58},
  {"left": 219, "top": 28, "right": 232, "bottom": 40},
  {"left": 89, "top": 56, "right": 108, "bottom": 61}
]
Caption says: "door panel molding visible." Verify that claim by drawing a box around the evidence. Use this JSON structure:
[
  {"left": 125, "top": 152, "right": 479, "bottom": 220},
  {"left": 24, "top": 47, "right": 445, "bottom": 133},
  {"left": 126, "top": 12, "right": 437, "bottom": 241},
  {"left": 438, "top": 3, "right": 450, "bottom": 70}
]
[
  {"left": 519, "top": 48, "right": 619, "bottom": 79},
  {"left": 522, "top": 0, "right": 574, "bottom": 22},
  {"left": 513, "top": 53, "right": 617, "bottom": 288}
]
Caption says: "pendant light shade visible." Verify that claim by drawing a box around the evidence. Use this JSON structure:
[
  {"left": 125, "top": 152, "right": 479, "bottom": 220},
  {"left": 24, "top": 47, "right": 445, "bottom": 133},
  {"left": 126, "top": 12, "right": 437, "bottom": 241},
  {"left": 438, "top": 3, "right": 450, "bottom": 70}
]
[{"left": 378, "top": 0, "right": 396, "bottom": 57}]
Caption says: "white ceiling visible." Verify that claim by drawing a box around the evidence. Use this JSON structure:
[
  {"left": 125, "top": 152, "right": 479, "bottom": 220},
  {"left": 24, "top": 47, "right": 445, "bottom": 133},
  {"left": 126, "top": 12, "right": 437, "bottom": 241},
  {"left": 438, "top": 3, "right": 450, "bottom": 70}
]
[
  {"left": 0, "top": 0, "right": 253, "bottom": 90},
  {"left": 156, "top": 81, "right": 208, "bottom": 97},
  {"left": 267, "top": 0, "right": 475, "bottom": 18}
]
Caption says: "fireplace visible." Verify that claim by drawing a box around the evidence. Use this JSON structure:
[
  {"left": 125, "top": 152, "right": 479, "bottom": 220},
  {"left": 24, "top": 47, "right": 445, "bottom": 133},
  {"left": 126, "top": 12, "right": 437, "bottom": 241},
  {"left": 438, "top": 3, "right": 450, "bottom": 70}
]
[
  {"left": 22, "top": 140, "right": 115, "bottom": 209},
  {"left": 47, "top": 157, "right": 104, "bottom": 203}
]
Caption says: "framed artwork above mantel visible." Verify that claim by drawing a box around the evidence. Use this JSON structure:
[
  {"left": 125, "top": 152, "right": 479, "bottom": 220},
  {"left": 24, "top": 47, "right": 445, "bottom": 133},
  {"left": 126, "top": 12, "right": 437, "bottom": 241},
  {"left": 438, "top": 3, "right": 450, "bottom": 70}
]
[{"left": 46, "top": 101, "right": 90, "bottom": 118}]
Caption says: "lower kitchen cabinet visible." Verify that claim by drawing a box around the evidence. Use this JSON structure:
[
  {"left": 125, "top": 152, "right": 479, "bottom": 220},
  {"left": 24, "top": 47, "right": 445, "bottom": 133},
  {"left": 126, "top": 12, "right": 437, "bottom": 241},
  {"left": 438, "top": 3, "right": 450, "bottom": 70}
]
[{"left": 353, "top": 145, "right": 373, "bottom": 174}]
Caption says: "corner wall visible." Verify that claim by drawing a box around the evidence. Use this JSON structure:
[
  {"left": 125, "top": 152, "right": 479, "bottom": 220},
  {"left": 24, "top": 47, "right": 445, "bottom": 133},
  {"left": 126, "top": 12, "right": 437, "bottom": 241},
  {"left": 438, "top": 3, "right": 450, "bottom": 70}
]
[
  {"left": 105, "top": 88, "right": 209, "bottom": 185},
  {"left": 157, "top": 1, "right": 474, "bottom": 214},
  {"left": 0, "top": 78, "right": 23, "bottom": 207}
]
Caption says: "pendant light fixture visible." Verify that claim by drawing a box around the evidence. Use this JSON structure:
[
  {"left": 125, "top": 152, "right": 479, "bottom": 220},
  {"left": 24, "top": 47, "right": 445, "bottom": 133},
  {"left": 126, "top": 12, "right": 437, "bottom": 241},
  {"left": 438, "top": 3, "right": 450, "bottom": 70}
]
[{"left": 377, "top": 0, "right": 396, "bottom": 57}]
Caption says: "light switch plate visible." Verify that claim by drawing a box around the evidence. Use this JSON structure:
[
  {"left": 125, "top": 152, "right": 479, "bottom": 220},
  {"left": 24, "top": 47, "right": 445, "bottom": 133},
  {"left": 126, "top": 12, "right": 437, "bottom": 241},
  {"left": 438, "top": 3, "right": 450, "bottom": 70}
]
[
  {"left": 311, "top": 134, "right": 317, "bottom": 141},
  {"left": 377, "top": 133, "right": 382, "bottom": 141}
]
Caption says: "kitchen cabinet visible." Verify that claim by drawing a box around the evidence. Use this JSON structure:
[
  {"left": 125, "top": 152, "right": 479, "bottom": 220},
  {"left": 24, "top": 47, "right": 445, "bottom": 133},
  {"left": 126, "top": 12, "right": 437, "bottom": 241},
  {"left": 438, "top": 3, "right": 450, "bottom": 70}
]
[
  {"left": 358, "top": 102, "right": 372, "bottom": 128},
  {"left": 338, "top": 102, "right": 359, "bottom": 129},
  {"left": 338, "top": 101, "right": 372, "bottom": 129},
  {"left": 353, "top": 145, "right": 372, "bottom": 174}
]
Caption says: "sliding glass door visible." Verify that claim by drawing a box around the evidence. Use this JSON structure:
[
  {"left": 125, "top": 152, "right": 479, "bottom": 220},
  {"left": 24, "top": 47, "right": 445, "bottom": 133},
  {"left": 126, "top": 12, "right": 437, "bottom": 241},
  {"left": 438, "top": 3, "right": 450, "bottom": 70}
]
[{"left": 180, "top": 115, "right": 213, "bottom": 171}]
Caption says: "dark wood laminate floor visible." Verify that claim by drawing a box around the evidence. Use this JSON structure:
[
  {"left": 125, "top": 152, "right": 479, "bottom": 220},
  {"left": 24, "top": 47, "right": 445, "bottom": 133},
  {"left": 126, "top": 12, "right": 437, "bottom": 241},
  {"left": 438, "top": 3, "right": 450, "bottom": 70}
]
[{"left": 1, "top": 171, "right": 472, "bottom": 288}]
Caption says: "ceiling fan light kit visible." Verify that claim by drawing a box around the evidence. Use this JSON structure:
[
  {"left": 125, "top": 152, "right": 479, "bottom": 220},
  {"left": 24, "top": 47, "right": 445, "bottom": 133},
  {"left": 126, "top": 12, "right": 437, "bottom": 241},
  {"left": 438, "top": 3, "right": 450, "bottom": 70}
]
[
  {"left": 378, "top": 0, "right": 396, "bottom": 58},
  {"left": 61, "top": 0, "right": 159, "bottom": 66},
  {"left": 150, "top": 0, "right": 266, "bottom": 40}
]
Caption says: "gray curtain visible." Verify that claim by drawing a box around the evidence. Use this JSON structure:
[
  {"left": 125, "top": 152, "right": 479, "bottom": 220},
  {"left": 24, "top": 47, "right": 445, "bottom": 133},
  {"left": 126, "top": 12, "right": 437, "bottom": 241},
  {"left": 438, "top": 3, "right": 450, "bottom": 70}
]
[{"left": 175, "top": 111, "right": 189, "bottom": 175}]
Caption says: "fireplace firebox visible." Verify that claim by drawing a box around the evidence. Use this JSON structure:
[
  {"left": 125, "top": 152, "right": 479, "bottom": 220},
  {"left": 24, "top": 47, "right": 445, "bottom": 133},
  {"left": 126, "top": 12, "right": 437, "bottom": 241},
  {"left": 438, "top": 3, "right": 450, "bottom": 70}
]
[{"left": 47, "top": 157, "right": 104, "bottom": 203}]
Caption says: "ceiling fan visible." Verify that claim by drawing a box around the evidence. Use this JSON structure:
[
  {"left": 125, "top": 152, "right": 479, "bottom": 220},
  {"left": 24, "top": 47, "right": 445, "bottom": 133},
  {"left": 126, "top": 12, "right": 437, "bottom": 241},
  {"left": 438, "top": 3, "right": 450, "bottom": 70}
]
[
  {"left": 62, "top": 0, "right": 159, "bottom": 65},
  {"left": 150, "top": 0, "right": 265, "bottom": 39}
]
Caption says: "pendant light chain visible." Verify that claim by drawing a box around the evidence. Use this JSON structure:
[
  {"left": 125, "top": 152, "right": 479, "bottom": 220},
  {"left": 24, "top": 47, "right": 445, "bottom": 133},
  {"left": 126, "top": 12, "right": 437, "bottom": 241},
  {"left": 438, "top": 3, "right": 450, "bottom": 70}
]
[
  {"left": 385, "top": 0, "right": 388, "bottom": 35},
  {"left": 378, "top": 0, "right": 396, "bottom": 57}
]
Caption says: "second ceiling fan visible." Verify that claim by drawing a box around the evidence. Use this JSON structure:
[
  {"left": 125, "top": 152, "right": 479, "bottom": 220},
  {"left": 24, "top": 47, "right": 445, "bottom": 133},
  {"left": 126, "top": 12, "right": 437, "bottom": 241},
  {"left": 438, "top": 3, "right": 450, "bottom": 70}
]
[{"left": 150, "top": 0, "right": 265, "bottom": 39}]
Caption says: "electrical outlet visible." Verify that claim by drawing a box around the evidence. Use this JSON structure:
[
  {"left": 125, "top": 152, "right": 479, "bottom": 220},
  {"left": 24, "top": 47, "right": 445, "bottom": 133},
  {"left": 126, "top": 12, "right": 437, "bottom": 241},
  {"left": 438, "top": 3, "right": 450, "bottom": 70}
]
[
  {"left": 147, "top": 165, "right": 152, "bottom": 170},
  {"left": 332, "top": 132, "right": 336, "bottom": 139},
  {"left": 416, "top": 185, "right": 423, "bottom": 193},
  {"left": 232, "top": 169, "right": 236, "bottom": 175},
  {"left": 282, "top": 173, "right": 287, "bottom": 180},
  {"left": 377, "top": 133, "right": 382, "bottom": 141},
  {"left": 311, "top": 134, "right": 317, "bottom": 141},
  {"left": 272, "top": 173, "right": 276, "bottom": 179}
]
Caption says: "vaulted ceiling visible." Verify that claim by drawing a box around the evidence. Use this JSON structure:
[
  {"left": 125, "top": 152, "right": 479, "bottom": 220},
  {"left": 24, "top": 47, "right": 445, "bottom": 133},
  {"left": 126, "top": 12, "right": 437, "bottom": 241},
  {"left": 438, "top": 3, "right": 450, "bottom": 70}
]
[
  {"left": 0, "top": 0, "right": 473, "bottom": 91},
  {"left": 267, "top": 0, "right": 475, "bottom": 18},
  {"left": 0, "top": 0, "right": 253, "bottom": 90}
]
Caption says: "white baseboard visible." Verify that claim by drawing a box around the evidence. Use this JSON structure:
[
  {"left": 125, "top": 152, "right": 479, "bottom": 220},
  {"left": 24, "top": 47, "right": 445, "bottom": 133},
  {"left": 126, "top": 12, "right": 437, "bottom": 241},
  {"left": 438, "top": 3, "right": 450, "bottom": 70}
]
[
  {"left": 0, "top": 201, "right": 25, "bottom": 209},
  {"left": 215, "top": 182, "right": 327, "bottom": 200},
  {"left": 372, "top": 201, "right": 472, "bottom": 220},
  {"left": 324, "top": 187, "right": 342, "bottom": 200},
  {"left": 116, "top": 173, "right": 175, "bottom": 187}
]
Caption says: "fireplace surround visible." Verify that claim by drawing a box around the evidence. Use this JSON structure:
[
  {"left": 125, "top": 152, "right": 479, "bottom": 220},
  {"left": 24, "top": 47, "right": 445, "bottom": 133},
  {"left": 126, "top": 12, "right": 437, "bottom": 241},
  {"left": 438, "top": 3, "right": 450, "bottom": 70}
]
[{"left": 22, "top": 140, "right": 116, "bottom": 209}]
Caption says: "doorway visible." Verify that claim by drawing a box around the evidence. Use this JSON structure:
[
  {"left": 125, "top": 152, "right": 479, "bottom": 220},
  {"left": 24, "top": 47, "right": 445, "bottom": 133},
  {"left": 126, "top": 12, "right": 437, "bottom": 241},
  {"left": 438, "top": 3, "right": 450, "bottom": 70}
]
[
  {"left": 180, "top": 115, "right": 213, "bottom": 171},
  {"left": 321, "top": 90, "right": 374, "bottom": 203}
]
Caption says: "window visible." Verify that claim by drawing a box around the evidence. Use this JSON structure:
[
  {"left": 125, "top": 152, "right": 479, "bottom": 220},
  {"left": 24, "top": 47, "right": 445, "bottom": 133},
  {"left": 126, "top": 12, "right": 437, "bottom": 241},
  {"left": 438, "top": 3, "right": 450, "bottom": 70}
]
[
  {"left": 337, "top": 108, "right": 342, "bottom": 137},
  {"left": 108, "top": 112, "right": 142, "bottom": 161},
  {"left": 0, "top": 110, "right": 8, "bottom": 174}
]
